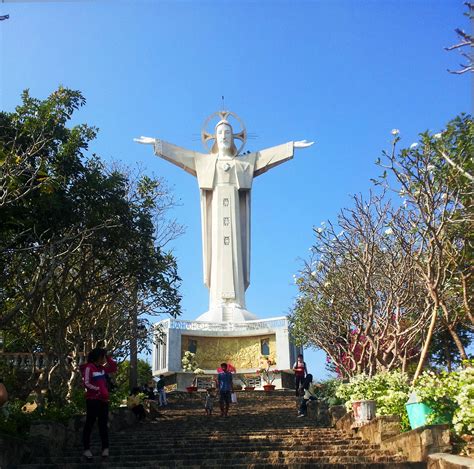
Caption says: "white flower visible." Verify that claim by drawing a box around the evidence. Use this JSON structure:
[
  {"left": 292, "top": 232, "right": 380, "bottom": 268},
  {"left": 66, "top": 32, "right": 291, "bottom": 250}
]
[
  {"left": 433, "top": 132, "right": 442, "bottom": 139},
  {"left": 337, "top": 230, "right": 345, "bottom": 237},
  {"left": 427, "top": 164, "right": 435, "bottom": 172},
  {"left": 316, "top": 227, "right": 323, "bottom": 233},
  {"left": 410, "top": 143, "right": 418, "bottom": 149},
  {"left": 399, "top": 189, "right": 406, "bottom": 196},
  {"left": 384, "top": 227, "right": 394, "bottom": 235},
  {"left": 391, "top": 129, "right": 400, "bottom": 136},
  {"left": 311, "top": 271, "right": 316, "bottom": 277}
]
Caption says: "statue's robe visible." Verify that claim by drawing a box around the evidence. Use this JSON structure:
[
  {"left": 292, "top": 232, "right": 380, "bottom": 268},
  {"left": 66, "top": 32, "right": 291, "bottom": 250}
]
[{"left": 153, "top": 140, "right": 294, "bottom": 322}]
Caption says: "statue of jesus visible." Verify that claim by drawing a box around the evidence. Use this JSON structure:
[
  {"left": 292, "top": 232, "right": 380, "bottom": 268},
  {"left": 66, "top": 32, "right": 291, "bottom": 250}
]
[{"left": 135, "top": 111, "right": 313, "bottom": 323}]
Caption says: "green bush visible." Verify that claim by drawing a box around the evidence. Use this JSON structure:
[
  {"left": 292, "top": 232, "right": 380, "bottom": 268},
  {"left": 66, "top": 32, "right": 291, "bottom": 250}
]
[
  {"left": 335, "top": 364, "right": 474, "bottom": 436},
  {"left": 336, "top": 371, "right": 411, "bottom": 430},
  {"left": 414, "top": 361, "right": 474, "bottom": 436},
  {"left": 315, "top": 378, "right": 345, "bottom": 406}
]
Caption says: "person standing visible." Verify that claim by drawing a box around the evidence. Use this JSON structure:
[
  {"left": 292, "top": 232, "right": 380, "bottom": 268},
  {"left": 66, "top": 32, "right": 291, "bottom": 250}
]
[
  {"left": 80, "top": 348, "right": 117, "bottom": 460},
  {"left": 156, "top": 374, "right": 167, "bottom": 406},
  {"left": 292, "top": 354, "right": 307, "bottom": 396},
  {"left": 217, "top": 363, "right": 233, "bottom": 417},
  {"left": 204, "top": 388, "right": 214, "bottom": 416}
]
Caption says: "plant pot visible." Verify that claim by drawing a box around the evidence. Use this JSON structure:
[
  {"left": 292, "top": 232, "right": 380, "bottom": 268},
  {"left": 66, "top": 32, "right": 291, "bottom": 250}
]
[
  {"left": 244, "top": 386, "right": 255, "bottom": 391},
  {"left": 352, "top": 400, "right": 376, "bottom": 426},
  {"left": 405, "top": 402, "right": 448, "bottom": 429},
  {"left": 263, "top": 384, "right": 275, "bottom": 392},
  {"left": 186, "top": 386, "right": 198, "bottom": 393}
]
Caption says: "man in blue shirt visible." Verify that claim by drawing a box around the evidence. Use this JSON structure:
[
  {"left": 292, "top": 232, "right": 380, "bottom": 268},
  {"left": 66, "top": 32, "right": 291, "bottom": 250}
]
[{"left": 217, "top": 362, "right": 233, "bottom": 417}]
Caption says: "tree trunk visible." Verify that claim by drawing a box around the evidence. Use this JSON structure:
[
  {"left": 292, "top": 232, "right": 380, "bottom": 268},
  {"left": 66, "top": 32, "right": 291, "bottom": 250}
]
[
  {"left": 413, "top": 303, "right": 438, "bottom": 384},
  {"left": 440, "top": 302, "right": 468, "bottom": 360},
  {"left": 129, "top": 287, "right": 138, "bottom": 390}
]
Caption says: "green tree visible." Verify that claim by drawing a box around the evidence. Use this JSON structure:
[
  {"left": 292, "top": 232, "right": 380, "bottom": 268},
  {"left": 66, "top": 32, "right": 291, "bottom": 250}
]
[
  {"left": 115, "top": 359, "right": 153, "bottom": 395},
  {"left": 0, "top": 88, "right": 181, "bottom": 400}
]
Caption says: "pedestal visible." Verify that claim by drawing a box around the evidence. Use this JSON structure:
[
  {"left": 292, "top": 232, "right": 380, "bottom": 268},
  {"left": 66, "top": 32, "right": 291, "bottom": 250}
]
[{"left": 152, "top": 317, "right": 301, "bottom": 391}]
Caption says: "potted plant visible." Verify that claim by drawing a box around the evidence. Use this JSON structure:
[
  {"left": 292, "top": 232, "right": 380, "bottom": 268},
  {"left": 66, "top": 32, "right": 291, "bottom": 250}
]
[
  {"left": 182, "top": 351, "right": 201, "bottom": 392},
  {"left": 239, "top": 374, "right": 256, "bottom": 391},
  {"left": 257, "top": 356, "right": 279, "bottom": 391}
]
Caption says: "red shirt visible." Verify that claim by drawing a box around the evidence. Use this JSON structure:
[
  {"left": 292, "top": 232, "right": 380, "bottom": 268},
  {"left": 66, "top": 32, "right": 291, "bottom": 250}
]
[
  {"left": 80, "top": 356, "right": 117, "bottom": 401},
  {"left": 293, "top": 360, "right": 307, "bottom": 377}
]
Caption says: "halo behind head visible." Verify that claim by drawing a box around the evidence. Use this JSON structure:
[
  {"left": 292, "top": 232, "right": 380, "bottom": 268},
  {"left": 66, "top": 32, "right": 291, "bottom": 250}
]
[{"left": 201, "top": 110, "right": 247, "bottom": 156}]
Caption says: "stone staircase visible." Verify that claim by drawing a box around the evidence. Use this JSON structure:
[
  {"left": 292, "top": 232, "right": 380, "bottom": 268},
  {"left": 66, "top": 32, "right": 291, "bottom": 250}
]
[{"left": 17, "top": 391, "right": 427, "bottom": 468}]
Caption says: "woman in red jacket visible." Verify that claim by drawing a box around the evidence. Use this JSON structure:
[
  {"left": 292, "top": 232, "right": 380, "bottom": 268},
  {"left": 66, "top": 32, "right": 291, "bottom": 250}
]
[{"left": 80, "top": 348, "right": 117, "bottom": 460}]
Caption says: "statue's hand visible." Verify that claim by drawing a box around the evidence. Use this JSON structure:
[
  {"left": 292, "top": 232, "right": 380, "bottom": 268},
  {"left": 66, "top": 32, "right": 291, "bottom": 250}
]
[
  {"left": 134, "top": 136, "right": 156, "bottom": 145},
  {"left": 294, "top": 140, "right": 314, "bottom": 148}
]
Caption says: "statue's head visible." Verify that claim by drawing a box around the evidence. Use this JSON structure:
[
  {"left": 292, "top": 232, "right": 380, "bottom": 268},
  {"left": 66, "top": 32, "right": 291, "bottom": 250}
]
[
  {"left": 213, "top": 120, "right": 237, "bottom": 156},
  {"left": 202, "top": 111, "right": 246, "bottom": 157}
]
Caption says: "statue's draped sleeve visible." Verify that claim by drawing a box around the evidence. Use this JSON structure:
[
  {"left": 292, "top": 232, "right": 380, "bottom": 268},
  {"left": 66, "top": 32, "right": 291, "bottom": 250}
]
[
  {"left": 153, "top": 139, "right": 202, "bottom": 176},
  {"left": 253, "top": 142, "right": 294, "bottom": 177}
]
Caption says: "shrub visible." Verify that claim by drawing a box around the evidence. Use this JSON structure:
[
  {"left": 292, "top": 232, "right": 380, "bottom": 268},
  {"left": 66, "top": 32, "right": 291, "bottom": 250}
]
[
  {"left": 414, "top": 361, "right": 474, "bottom": 436},
  {"left": 336, "top": 371, "right": 411, "bottom": 430}
]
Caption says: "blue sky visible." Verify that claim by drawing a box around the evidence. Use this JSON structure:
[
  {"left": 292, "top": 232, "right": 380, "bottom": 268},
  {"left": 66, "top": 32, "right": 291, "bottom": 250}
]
[{"left": 1, "top": 1, "right": 471, "bottom": 379}]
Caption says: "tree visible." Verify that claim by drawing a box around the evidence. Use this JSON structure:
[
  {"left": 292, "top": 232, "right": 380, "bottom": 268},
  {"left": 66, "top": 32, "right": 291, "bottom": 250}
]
[
  {"left": 378, "top": 115, "right": 473, "bottom": 381},
  {"left": 0, "top": 88, "right": 182, "bottom": 400},
  {"left": 446, "top": 2, "right": 474, "bottom": 75},
  {"left": 115, "top": 359, "right": 153, "bottom": 395},
  {"left": 289, "top": 192, "right": 429, "bottom": 377},
  {"left": 290, "top": 115, "right": 472, "bottom": 380}
]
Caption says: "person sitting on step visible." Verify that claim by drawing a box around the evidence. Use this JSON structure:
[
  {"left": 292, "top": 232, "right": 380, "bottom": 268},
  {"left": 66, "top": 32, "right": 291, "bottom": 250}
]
[
  {"left": 127, "top": 387, "right": 147, "bottom": 421},
  {"left": 297, "top": 374, "right": 321, "bottom": 418}
]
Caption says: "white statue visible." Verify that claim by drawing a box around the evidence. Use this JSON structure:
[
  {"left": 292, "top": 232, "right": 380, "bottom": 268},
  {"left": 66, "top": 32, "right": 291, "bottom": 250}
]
[{"left": 135, "top": 111, "right": 313, "bottom": 323}]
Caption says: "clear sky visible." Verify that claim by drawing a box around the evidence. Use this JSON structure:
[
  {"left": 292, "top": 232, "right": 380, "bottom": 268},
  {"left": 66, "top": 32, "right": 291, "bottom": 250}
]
[{"left": 1, "top": 0, "right": 471, "bottom": 379}]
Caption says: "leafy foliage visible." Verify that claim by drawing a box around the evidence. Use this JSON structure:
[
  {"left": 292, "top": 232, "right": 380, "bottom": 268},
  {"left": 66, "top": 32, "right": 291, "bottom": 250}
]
[
  {"left": 336, "top": 371, "right": 411, "bottom": 430},
  {"left": 290, "top": 114, "right": 473, "bottom": 379},
  {"left": 0, "top": 87, "right": 182, "bottom": 401}
]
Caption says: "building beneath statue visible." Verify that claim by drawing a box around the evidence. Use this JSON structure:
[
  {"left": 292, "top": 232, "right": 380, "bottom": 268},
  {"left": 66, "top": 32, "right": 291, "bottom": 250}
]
[{"left": 152, "top": 316, "right": 301, "bottom": 391}]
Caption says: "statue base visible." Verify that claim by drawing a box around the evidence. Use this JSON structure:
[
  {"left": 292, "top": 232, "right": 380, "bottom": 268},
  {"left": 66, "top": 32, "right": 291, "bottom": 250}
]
[
  {"left": 152, "top": 317, "right": 302, "bottom": 391},
  {"left": 195, "top": 305, "right": 257, "bottom": 323}
]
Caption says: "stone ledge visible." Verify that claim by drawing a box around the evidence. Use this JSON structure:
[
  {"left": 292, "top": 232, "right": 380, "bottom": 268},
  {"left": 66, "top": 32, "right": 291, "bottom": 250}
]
[
  {"left": 357, "top": 415, "right": 402, "bottom": 444},
  {"left": 334, "top": 412, "right": 453, "bottom": 463},
  {"left": 0, "top": 407, "right": 139, "bottom": 468},
  {"left": 428, "top": 453, "right": 474, "bottom": 468},
  {"left": 380, "top": 425, "right": 452, "bottom": 462},
  {"left": 335, "top": 410, "right": 354, "bottom": 433}
]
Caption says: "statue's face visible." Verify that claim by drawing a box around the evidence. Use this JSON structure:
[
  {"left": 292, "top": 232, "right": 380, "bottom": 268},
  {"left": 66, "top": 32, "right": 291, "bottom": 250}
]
[{"left": 216, "top": 123, "right": 233, "bottom": 153}]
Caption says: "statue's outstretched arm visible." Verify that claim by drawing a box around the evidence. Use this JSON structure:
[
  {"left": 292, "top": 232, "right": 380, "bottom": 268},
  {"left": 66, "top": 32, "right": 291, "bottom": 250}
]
[
  {"left": 254, "top": 140, "right": 314, "bottom": 177},
  {"left": 134, "top": 136, "right": 198, "bottom": 177}
]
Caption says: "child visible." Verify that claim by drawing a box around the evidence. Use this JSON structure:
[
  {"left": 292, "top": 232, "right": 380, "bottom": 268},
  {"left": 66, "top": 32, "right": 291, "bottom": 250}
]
[{"left": 204, "top": 388, "right": 214, "bottom": 416}]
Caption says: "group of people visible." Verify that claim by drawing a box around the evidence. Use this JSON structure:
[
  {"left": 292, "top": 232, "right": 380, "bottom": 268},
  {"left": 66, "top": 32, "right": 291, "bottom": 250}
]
[
  {"left": 293, "top": 353, "right": 321, "bottom": 418},
  {"left": 200, "top": 362, "right": 236, "bottom": 417},
  {"left": 127, "top": 374, "right": 168, "bottom": 419},
  {"left": 79, "top": 349, "right": 318, "bottom": 460}
]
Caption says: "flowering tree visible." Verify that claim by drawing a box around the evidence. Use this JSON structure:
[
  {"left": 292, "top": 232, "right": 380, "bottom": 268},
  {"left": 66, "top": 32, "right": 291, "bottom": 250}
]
[
  {"left": 446, "top": 2, "right": 474, "bottom": 75},
  {"left": 379, "top": 115, "right": 473, "bottom": 381},
  {"left": 290, "top": 192, "right": 428, "bottom": 377}
]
